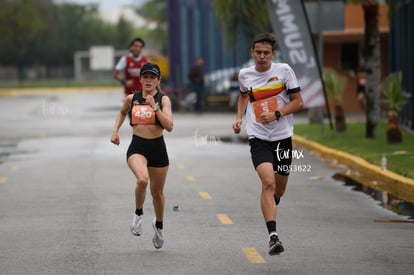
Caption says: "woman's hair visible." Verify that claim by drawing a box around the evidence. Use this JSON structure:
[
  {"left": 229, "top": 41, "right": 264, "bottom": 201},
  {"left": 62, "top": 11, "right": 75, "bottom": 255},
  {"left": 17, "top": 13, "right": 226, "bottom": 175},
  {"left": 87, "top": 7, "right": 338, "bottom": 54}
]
[
  {"left": 251, "top": 33, "right": 277, "bottom": 51},
  {"left": 156, "top": 85, "right": 162, "bottom": 93}
]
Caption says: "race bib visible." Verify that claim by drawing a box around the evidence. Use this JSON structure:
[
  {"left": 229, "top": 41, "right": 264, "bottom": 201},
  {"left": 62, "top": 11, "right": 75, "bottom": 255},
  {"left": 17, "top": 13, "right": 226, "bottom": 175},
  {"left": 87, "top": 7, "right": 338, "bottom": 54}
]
[
  {"left": 131, "top": 104, "right": 156, "bottom": 125},
  {"left": 252, "top": 97, "right": 278, "bottom": 122}
]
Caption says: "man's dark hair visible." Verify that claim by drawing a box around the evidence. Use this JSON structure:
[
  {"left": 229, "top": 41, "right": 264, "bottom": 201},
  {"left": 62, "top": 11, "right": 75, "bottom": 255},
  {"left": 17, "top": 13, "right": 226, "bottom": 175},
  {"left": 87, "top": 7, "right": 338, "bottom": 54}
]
[
  {"left": 129, "top": 37, "right": 146, "bottom": 48},
  {"left": 252, "top": 33, "right": 276, "bottom": 51}
]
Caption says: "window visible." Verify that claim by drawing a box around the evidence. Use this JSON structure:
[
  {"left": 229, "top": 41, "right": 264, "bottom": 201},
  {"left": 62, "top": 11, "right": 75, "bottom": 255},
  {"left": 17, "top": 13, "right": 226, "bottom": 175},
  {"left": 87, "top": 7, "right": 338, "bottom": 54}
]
[{"left": 340, "top": 43, "right": 359, "bottom": 70}]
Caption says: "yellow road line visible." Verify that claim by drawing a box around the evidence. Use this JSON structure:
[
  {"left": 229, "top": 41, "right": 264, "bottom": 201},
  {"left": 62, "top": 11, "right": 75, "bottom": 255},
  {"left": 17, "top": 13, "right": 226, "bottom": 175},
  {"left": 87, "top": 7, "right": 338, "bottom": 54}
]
[
  {"left": 186, "top": 175, "right": 196, "bottom": 182},
  {"left": 0, "top": 177, "right": 8, "bottom": 184},
  {"left": 242, "top": 247, "right": 266, "bottom": 263},
  {"left": 199, "top": 192, "right": 212, "bottom": 200},
  {"left": 216, "top": 214, "right": 233, "bottom": 224},
  {"left": 176, "top": 163, "right": 186, "bottom": 170}
]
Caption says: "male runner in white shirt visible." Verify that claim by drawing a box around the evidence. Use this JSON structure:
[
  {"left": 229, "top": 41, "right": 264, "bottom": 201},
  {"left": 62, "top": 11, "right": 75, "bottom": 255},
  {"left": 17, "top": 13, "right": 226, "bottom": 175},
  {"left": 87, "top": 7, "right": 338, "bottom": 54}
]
[{"left": 233, "top": 33, "right": 303, "bottom": 255}]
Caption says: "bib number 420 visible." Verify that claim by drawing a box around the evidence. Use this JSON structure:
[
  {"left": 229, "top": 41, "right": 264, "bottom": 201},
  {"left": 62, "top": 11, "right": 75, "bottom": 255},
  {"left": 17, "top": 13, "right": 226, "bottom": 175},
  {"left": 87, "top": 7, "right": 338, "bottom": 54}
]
[
  {"left": 135, "top": 109, "right": 152, "bottom": 118},
  {"left": 131, "top": 105, "right": 156, "bottom": 125}
]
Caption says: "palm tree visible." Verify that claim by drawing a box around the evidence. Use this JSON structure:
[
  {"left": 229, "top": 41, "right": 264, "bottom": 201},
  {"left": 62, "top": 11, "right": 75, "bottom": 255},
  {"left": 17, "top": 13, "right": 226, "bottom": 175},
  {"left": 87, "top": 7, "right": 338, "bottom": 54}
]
[
  {"left": 323, "top": 68, "right": 347, "bottom": 132},
  {"left": 213, "top": 0, "right": 270, "bottom": 46},
  {"left": 319, "top": 0, "right": 382, "bottom": 137},
  {"left": 381, "top": 72, "right": 407, "bottom": 144},
  {"left": 362, "top": 0, "right": 381, "bottom": 139}
]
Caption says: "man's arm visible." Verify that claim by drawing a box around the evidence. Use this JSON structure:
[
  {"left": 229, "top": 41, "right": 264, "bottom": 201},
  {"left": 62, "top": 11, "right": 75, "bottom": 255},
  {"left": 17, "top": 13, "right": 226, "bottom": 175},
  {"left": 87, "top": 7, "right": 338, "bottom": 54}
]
[
  {"left": 233, "top": 93, "right": 249, "bottom": 134},
  {"left": 279, "top": 92, "right": 304, "bottom": 117},
  {"left": 113, "top": 70, "right": 125, "bottom": 85},
  {"left": 259, "top": 92, "right": 303, "bottom": 124},
  {"left": 113, "top": 56, "right": 128, "bottom": 86}
]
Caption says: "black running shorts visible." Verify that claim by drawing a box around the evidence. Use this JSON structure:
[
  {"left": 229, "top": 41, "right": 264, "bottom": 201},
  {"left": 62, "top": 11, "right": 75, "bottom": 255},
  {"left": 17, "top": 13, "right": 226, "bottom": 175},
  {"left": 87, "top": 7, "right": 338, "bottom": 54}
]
[
  {"left": 249, "top": 137, "right": 292, "bottom": 176},
  {"left": 127, "top": 135, "right": 169, "bottom": 167}
]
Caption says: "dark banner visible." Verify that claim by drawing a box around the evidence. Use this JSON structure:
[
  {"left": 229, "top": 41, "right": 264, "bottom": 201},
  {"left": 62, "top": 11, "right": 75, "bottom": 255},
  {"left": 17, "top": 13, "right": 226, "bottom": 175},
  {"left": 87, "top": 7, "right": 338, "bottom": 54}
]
[{"left": 267, "top": 0, "right": 325, "bottom": 108}]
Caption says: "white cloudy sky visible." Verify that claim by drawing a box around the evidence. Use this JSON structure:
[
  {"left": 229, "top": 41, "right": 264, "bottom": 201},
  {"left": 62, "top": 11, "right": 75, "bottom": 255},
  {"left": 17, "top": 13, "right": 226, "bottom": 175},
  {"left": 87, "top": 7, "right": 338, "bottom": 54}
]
[
  {"left": 56, "top": 0, "right": 149, "bottom": 27},
  {"left": 57, "top": 0, "right": 147, "bottom": 11}
]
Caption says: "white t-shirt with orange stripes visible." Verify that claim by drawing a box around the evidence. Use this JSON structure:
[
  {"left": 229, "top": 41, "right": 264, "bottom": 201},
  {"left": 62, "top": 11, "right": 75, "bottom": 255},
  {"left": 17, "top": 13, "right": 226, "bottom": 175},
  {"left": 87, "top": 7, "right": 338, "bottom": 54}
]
[{"left": 239, "top": 63, "right": 301, "bottom": 142}]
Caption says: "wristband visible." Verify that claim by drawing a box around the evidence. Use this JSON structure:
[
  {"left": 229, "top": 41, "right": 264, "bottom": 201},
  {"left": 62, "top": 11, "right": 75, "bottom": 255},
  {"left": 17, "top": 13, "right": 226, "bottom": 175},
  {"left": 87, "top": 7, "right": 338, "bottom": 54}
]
[
  {"left": 120, "top": 79, "right": 126, "bottom": 86},
  {"left": 275, "top": 110, "right": 281, "bottom": 121},
  {"left": 152, "top": 103, "right": 160, "bottom": 112}
]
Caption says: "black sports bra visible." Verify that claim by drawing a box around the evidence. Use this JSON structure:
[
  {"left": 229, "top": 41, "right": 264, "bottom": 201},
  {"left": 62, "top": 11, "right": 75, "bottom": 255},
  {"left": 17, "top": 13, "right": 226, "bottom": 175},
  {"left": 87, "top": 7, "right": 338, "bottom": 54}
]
[{"left": 129, "top": 91, "right": 165, "bottom": 128}]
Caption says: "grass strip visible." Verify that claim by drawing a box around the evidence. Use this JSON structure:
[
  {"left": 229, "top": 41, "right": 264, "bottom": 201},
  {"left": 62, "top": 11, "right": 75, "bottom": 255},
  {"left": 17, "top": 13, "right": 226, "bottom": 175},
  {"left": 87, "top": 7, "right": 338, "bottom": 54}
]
[{"left": 294, "top": 122, "right": 414, "bottom": 179}]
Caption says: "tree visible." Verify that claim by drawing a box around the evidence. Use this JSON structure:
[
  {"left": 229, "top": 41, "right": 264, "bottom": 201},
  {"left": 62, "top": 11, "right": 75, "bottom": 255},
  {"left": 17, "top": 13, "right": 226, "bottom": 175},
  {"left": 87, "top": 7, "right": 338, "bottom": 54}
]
[
  {"left": 115, "top": 16, "right": 134, "bottom": 49},
  {"left": 213, "top": 0, "right": 271, "bottom": 46},
  {"left": 135, "top": 0, "right": 168, "bottom": 54},
  {"left": 323, "top": 68, "right": 347, "bottom": 132},
  {"left": 362, "top": 0, "right": 381, "bottom": 139},
  {"left": 0, "top": 0, "right": 49, "bottom": 78},
  {"left": 381, "top": 72, "right": 407, "bottom": 144},
  {"left": 0, "top": 0, "right": 130, "bottom": 79}
]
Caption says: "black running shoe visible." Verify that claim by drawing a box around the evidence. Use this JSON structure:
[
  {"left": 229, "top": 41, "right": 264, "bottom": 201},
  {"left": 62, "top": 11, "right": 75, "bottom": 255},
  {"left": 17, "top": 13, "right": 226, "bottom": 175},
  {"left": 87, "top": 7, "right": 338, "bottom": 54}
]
[{"left": 268, "top": 234, "right": 284, "bottom": 255}]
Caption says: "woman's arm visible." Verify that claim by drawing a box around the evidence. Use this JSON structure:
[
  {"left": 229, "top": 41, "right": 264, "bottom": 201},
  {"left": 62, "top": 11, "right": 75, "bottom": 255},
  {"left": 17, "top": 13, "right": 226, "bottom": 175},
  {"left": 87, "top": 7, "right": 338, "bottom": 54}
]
[
  {"left": 155, "top": 96, "right": 174, "bottom": 132},
  {"left": 111, "top": 95, "right": 132, "bottom": 145}
]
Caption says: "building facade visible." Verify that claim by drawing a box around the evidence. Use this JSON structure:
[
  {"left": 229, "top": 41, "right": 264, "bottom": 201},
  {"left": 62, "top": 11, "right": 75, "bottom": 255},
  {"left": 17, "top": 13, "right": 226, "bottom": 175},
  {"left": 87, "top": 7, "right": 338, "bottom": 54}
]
[
  {"left": 167, "top": 0, "right": 249, "bottom": 89},
  {"left": 167, "top": 1, "right": 398, "bottom": 117},
  {"left": 389, "top": 0, "right": 413, "bottom": 130},
  {"left": 323, "top": 4, "right": 390, "bottom": 113}
]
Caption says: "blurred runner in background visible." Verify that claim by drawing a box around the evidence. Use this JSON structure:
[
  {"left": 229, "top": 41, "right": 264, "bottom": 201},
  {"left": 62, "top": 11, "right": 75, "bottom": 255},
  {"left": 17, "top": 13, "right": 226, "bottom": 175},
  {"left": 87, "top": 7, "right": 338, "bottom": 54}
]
[
  {"left": 113, "top": 38, "right": 148, "bottom": 99},
  {"left": 188, "top": 57, "right": 205, "bottom": 113}
]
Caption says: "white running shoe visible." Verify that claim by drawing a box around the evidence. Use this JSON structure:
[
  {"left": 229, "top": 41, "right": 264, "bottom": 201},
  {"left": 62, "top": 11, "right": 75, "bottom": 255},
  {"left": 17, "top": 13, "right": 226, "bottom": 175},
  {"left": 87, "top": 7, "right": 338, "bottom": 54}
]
[
  {"left": 152, "top": 218, "right": 164, "bottom": 249},
  {"left": 130, "top": 214, "right": 143, "bottom": 236}
]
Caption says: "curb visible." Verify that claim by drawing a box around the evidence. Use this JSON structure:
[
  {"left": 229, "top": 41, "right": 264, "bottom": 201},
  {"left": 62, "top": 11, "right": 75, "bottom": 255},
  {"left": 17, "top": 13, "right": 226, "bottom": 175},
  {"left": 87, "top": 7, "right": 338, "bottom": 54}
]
[{"left": 293, "top": 135, "right": 414, "bottom": 204}]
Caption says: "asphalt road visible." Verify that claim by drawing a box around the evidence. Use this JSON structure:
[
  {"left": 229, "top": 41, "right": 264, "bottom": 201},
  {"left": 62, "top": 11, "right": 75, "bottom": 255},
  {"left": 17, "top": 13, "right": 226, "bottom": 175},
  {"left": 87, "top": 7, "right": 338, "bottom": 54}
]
[{"left": 0, "top": 90, "right": 413, "bottom": 275}]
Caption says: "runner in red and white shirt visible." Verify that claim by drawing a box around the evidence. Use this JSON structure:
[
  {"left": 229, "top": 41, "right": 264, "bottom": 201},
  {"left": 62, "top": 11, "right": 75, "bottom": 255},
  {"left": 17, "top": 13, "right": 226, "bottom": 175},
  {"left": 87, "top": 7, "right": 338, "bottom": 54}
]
[{"left": 113, "top": 38, "right": 148, "bottom": 97}]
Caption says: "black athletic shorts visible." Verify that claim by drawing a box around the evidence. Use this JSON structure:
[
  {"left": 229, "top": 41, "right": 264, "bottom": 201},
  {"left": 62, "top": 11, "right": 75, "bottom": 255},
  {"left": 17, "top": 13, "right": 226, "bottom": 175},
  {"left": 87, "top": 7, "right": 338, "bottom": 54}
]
[
  {"left": 249, "top": 137, "right": 292, "bottom": 176},
  {"left": 127, "top": 135, "right": 169, "bottom": 167}
]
